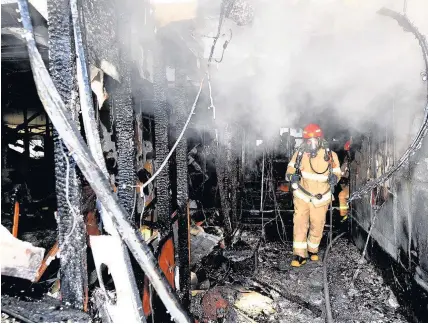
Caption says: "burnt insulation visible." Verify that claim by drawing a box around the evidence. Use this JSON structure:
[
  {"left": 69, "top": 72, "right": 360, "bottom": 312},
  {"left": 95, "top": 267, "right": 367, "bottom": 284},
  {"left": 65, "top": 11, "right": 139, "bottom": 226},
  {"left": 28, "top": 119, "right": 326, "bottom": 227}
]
[
  {"left": 153, "top": 38, "right": 171, "bottom": 237},
  {"left": 48, "top": 0, "right": 87, "bottom": 309},
  {"left": 174, "top": 61, "right": 191, "bottom": 307},
  {"left": 112, "top": 2, "right": 136, "bottom": 220},
  {"left": 112, "top": 70, "right": 136, "bottom": 219}
]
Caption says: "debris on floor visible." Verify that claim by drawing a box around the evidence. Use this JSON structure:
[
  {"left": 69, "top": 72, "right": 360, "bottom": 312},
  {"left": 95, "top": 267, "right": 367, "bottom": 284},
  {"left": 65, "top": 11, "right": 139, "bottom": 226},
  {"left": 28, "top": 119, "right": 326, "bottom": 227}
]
[
  {"left": 189, "top": 231, "right": 408, "bottom": 323},
  {"left": 0, "top": 225, "right": 45, "bottom": 282},
  {"left": 190, "top": 226, "right": 222, "bottom": 267},
  {"left": 234, "top": 291, "right": 275, "bottom": 318},
  {"left": 1, "top": 295, "right": 91, "bottom": 323}
]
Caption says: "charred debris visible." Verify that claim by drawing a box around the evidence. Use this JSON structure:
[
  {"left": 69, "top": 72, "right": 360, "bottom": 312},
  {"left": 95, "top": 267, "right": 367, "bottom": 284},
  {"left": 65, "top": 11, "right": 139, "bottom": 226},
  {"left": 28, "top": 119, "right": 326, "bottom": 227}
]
[{"left": 1, "top": 0, "right": 428, "bottom": 323}]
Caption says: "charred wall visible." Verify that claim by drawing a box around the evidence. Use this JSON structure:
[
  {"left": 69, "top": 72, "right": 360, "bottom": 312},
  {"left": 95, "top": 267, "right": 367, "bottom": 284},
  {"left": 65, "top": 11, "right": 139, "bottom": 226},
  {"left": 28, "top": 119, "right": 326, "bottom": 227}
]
[{"left": 351, "top": 122, "right": 428, "bottom": 320}]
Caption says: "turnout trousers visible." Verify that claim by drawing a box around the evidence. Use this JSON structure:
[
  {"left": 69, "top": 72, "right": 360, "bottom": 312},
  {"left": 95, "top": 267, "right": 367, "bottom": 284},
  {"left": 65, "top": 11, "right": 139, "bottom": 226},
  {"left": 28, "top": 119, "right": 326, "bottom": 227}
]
[
  {"left": 293, "top": 197, "right": 329, "bottom": 257},
  {"left": 338, "top": 185, "right": 350, "bottom": 218}
]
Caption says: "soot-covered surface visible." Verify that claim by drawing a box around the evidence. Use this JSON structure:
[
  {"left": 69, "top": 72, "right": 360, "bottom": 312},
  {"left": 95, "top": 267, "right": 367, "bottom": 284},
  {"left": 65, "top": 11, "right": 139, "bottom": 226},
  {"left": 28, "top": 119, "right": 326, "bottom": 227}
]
[
  {"left": 191, "top": 234, "right": 408, "bottom": 323},
  {"left": 1, "top": 295, "right": 91, "bottom": 323}
]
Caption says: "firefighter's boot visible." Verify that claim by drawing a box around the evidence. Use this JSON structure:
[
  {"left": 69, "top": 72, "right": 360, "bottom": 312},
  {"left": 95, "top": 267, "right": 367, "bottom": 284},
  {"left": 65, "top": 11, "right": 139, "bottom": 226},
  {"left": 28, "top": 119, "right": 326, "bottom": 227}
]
[
  {"left": 291, "top": 255, "right": 307, "bottom": 267},
  {"left": 308, "top": 251, "right": 319, "bottom": 261}
]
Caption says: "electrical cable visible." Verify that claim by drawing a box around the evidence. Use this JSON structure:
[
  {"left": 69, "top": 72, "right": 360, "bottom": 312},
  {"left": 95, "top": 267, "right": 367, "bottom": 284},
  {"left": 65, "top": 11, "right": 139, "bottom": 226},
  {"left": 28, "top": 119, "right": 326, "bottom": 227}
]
[
  {"left": 62, "top": 148, "right": 78, "bottom": 242},
  {"left": 139, "top": 193, "right": 146, "bottom": 230},
  {"left": 214, "top": 29, "right": 233, "bottom": 63},
  {"left": 207, "top": 72, "right": 215, "bottom": 119},
  {"left": 130, "top": 186, "right": 137, "bottom": 222},
  {"left": 142, "top": 78, "right": 205, "bottom": 190},
  {"left": 207, "top": 0, "right": 235, "bottom": 64}
]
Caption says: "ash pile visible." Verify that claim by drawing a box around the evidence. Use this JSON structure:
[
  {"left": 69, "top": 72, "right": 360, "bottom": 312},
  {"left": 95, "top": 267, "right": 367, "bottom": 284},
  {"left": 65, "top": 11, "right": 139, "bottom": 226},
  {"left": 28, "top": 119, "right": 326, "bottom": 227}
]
[{"left": 189, "top": 229, "right": 408, "bottom": 323}]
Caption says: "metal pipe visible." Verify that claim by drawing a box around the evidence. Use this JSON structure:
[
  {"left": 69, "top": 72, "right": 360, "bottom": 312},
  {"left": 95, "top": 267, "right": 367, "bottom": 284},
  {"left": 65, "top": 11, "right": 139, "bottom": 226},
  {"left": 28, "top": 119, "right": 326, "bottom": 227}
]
[{"left": 16, "top": 1, "right": 190, "bottom": 321}]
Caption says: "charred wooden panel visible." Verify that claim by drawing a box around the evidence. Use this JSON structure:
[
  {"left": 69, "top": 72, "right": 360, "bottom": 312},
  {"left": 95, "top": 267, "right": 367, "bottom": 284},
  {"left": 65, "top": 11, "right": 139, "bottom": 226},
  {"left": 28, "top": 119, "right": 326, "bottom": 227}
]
[
  {"left": 174, "top": 61, "right": 190, "bottom": 307},
  {"left": 153, "top": 38, "right": 171, "bottom": 237},
  {"left": 112, "top": 71, "right": 136, "bottom": 218},
  {"left": 47, "top": 0, "right": 87, "bottom": 309}
]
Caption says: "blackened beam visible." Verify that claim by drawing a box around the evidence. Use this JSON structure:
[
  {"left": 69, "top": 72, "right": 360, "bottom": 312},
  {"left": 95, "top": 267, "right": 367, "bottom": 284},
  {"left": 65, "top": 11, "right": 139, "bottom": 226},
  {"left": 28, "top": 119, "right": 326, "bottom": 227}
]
[
  {"left": 153, "top": 39, "right": 171, "bottom": 237},
  {"left": 174, "top": 61, "right": 190, "bottom": 308},
  {"left": 113, "top": 0, "right": 136, "bottom": 219},
  {"left": 47, "top": 0, "right": 86, "bottom": 309},
  {"left": 17, "top": 0, "right": 190, "bottom": 321}
]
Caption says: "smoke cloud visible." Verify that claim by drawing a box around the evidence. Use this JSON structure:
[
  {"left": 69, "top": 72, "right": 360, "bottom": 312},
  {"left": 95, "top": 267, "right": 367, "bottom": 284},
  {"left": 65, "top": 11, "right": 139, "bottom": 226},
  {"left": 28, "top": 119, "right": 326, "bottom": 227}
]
[{"left": 204, "top": 0, "right": 428, "bottom": 149}]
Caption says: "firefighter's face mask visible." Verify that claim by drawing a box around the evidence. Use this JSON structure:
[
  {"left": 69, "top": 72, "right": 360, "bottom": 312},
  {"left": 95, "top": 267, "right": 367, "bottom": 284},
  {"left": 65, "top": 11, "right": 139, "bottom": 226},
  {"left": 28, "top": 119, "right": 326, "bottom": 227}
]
[{"left": 305, "top": 138, "right": 320, "bottom": 158}]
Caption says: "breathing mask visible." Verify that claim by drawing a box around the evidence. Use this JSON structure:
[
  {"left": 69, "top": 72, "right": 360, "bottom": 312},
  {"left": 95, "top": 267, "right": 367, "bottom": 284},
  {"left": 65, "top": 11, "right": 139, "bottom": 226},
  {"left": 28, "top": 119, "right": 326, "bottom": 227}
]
[{"left": 305, "top": 137, "right": 320, "bottom": 158}]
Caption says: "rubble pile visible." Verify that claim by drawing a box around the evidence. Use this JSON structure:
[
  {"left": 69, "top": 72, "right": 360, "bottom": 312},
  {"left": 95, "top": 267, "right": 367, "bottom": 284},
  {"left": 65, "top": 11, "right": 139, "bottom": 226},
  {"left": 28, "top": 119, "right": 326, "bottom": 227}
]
[
  {"left": 328, "top": 238, "right": 406, "bottom": 323},
  {"left": 1, "top": 295, "right": 91, "bottom": 323},
  {"left": 190, "top": 231, "right": 408, "bottom": 323}
]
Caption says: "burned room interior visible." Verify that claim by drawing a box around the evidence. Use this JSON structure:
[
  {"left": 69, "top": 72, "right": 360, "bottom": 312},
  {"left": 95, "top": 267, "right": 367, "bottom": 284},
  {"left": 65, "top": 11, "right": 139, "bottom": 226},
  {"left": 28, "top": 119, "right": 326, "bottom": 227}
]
[{"left": 1, "top": 0, "right": 428, "bottom": 322}]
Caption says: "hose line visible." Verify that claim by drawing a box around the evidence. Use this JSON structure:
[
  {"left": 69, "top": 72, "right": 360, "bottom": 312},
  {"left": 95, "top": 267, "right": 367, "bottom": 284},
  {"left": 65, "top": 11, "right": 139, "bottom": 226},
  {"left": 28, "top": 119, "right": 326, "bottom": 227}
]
[{"left": 323, "top": 232, "right": 346, "bottom": 323}]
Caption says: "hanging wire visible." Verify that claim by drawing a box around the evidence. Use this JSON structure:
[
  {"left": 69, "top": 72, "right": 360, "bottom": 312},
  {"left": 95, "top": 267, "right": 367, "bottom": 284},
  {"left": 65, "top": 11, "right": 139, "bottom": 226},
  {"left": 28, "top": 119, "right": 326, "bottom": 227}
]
[
  {"left": 139, "top": 193, "right": 147, "bottom": 230},
  {"left": 207, "top": 72, "right": 216, "bottom": 120},
  {"left": 141, "top": 78, "right": 205, "bottom": 190},
  {"left": 62, "top": 148, "right": 78, "bottom": 242},
  {"left": 130, "top": 186, "right": 138, "bottom": 223},
  {"left": 207, "top": 0, "right": 236, "bottom": 64}
]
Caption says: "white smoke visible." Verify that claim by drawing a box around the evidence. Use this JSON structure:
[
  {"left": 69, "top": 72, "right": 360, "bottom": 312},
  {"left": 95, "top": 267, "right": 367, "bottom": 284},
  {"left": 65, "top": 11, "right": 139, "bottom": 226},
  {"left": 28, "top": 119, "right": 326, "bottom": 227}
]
[{"left": 205, "top": 0, "right": 428, "bottom": 148}]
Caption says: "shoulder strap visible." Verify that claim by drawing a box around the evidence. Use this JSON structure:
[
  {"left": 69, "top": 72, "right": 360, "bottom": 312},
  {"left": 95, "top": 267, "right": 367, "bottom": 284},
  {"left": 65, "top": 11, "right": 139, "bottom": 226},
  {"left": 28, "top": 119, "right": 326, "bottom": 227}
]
[{"left": 294, "top": 147, "right": 305, "bottom": 175}]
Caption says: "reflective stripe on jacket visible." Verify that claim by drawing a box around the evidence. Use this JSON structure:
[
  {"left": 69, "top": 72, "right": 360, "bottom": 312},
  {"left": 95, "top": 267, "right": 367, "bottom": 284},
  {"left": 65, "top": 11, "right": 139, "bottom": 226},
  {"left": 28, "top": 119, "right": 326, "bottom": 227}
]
[{"left": 286, "top": 148, "right": 341, "bottom": 207}]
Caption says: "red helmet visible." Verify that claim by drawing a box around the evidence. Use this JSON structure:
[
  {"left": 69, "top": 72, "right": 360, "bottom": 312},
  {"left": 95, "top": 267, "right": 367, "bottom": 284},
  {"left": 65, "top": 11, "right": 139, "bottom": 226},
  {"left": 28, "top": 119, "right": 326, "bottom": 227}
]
[
  {"left": 344, "top": 140, "right": 351, "bottom": 151},
  {"left": 303, "top": 124, "right": 323, "bottom": 139}
]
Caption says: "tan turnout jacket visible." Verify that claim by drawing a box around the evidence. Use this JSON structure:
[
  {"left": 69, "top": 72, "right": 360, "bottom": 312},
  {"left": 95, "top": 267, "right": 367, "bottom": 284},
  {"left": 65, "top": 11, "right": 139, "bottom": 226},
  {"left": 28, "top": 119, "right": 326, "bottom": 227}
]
[{"left": 286, "top": 148, "right": 341, "bottom": 207}]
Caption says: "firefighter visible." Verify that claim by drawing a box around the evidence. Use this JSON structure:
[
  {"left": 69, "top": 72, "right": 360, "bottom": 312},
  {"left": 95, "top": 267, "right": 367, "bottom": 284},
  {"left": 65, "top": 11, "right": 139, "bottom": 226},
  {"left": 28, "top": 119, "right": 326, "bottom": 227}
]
[
  {"left": 286, "top": 124, "right": 341, "bottom": 267},
  {"left": 338, "top": 140, "right": 351, "bottom": 222}
]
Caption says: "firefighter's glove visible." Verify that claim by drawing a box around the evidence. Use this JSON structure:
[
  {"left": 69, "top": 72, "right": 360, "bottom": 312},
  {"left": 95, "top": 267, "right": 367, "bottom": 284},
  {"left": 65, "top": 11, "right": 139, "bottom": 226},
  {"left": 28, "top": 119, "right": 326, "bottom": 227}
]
[
  {"left": 290, "top": 174, "right": 301, "bottom": 184},
  {"left": 328, "top": 174, "right": 338, "bottom": 186}
]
